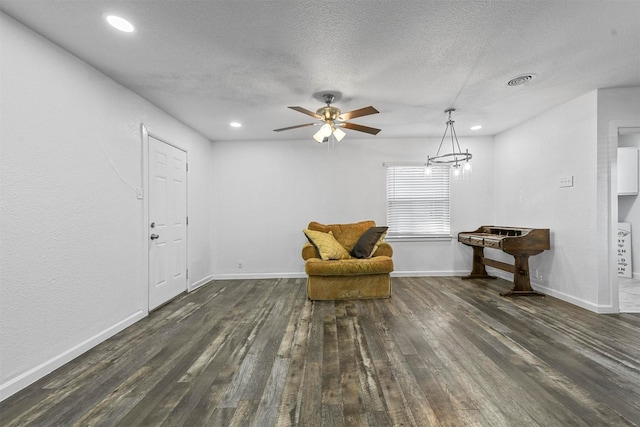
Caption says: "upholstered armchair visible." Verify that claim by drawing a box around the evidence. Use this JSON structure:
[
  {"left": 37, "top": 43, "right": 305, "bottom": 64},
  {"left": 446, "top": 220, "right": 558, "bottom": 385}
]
[{"left": 302, "top": 220, "right": 394, "bottom": 300}]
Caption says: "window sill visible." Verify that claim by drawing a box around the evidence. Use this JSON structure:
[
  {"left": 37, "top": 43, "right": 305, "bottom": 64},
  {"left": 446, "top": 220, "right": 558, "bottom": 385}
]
[{"left": 386, "top": 235, "right": 453, "bottom": 242}]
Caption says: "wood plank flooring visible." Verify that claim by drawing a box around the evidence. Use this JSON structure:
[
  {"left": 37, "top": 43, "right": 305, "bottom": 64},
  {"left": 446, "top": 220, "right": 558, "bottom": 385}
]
[{"left": 1, "top": 277, "right": 639, "bottom": 426}]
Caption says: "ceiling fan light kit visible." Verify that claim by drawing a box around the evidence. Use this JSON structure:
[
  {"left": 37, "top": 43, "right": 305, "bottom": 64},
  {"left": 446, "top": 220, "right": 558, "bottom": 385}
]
[
  {"left": 426, "top": 108, "right": 473, "bottom": 180},
  {"left": 274, "top": 93, "right": 381, "bottom": 143}
]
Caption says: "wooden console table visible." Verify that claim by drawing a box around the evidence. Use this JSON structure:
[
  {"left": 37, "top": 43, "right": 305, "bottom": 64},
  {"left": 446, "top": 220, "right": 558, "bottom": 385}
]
[{"left": 458, "top": 226, "right": 550, "bottom": 297}]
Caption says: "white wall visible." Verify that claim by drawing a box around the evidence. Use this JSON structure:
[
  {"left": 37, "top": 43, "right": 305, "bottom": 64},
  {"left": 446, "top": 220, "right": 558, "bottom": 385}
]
[
  {"left": 210, "top": 136, "right": 495, "bottom": 278},
  {"left": 494, "top": 92, "right": 599, "bottom": 309},
  {"left": 0, "top": 13, "right": 213, "bottom": 399},
  {"left": 618, "top": 133, "right": 640, "bottom": 277},
  {"left": 493, "top": 87, "right": 640, "bottom": 312}
]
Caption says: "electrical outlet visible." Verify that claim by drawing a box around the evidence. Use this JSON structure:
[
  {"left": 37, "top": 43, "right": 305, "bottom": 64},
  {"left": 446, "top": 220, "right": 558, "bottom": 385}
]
[
  {"left": 559, "top": 176, "right": 574, "bottom": 188},
  {"left": 136, "top": 188, "right": 143, "bottom": 199},
  {"left": 237, "top": 260, "right": 243, "bottom": 269},
  {"left": 535, "top": 269, "right": 543, "bottom": 280}
]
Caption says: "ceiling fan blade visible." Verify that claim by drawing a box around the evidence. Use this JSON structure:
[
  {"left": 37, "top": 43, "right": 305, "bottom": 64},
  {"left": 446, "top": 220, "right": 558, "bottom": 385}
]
[
  {"left": 273, "top": 123, "right": 316, "bottom": 132},
  {"left": 341, "top": 122, "right": 382, "bottom": 135},
  {"left": 288, "top": 106, "right": 321, "bottom": 119},
  {"left": 339, "top": 106, "right": 379, "bottom": 121}
]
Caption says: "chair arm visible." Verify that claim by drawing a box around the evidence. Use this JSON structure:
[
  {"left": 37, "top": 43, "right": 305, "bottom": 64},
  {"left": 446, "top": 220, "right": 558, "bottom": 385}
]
[
  {"left": 302, "top": 242, "right": 320, "bottom": 260},
  {"left": 372, "top": 242, "right": 393, "bottom": 258}
]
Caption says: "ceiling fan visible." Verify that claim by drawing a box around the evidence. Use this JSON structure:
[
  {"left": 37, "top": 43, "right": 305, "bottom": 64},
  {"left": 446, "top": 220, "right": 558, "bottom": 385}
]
[{"left": 273, "top": 94, "right": 381, "bottom": 143}]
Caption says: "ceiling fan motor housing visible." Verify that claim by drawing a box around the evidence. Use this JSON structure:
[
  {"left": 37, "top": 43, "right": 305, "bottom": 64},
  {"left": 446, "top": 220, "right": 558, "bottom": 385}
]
[{"left": 317, "top": 106, "right": 341, "bottom": 122}]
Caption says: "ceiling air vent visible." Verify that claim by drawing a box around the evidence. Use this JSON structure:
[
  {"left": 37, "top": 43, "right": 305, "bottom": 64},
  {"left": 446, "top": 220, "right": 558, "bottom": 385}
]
[{"left": 507, "top": 74, "right": 536, "bottom": 86}]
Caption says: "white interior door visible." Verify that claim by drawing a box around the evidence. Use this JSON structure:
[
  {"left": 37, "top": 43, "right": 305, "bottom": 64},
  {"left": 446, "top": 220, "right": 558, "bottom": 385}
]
[{"left": 148, "top": 136, "right": 188, "bottom": 310}]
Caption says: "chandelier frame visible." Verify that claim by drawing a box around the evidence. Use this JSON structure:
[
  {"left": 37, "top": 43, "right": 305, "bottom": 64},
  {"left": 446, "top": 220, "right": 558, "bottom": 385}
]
[{"left": 426, "top": 108, "right": 473, "bottom": 168}]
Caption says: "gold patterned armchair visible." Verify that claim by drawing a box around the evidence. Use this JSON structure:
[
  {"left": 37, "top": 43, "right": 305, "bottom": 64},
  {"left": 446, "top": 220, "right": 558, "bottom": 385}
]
[{"left": 302, "top": 220, "right": 394, "bottom": 300}]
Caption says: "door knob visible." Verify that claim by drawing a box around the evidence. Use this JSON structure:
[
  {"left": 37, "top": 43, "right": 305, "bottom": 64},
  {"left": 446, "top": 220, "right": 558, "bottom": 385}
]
[{"left": 150, "top": 234, "right": 159, "bottom": 240}]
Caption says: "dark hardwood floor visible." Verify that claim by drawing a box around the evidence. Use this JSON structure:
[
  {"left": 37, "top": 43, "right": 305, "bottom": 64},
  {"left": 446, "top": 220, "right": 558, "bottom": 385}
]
[{"left": 1, "top": 277, "right": 639, "bottom": 426}]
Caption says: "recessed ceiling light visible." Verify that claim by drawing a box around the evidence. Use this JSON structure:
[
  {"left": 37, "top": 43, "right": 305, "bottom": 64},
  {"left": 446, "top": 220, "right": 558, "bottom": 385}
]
[
  {"left": 470, "top": 125, "right": 482, "bottom": 131},
  {"left": 106, "top": 15, "right": 135, "bottom": 33},
  {"left": 230, "top": 122, "right": 242, "bottom": 128}
]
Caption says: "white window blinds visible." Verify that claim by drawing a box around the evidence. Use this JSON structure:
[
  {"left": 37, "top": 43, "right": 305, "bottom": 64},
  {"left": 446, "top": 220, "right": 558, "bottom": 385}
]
[{"left": 386, "top": 164, "right": 451, "bottom": 238}]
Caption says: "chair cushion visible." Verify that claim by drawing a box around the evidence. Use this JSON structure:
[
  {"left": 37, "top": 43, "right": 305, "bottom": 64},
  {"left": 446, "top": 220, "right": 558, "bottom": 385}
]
[
  {"left": 303, "top": 229, "right": 351, "bottom": 261},
  {"left": 305, "top": 256, "right": 393, "bottom": 276}
]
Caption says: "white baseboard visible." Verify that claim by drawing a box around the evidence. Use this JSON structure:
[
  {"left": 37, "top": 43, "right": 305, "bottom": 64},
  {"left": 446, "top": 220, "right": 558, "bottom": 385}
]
[
  {"left": 213, "top": 271, "right": 472, "bottom": 280},
  {"left": 391, "top": 270, "right": 468, "bottom": 277},
  {"left": 531, "top": 282, "right": 613, "bottom": 313},
  {"left": 213, "top": 271, "right": 479, "bottom": 280},
  {"left": 0, "top": 309, "right": 146, "bottom": 402},
  {"left": 488, "top": 270, "right": 614, "bottom": 313},
  {"left": 395, "top": 270, "right": 609, "bottom": 312},
  {"left": 212, "top": 272, "right": 307, "bottom": 280},
  {"left": 189, "top": 274, "right": 215, "bottom": 291}
]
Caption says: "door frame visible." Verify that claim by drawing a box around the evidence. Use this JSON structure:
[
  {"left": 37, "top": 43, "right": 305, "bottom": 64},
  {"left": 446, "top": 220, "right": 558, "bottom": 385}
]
[
  {"left": 607, "top": 119, "right": 640, "bottom": 313},
  {"left": 141, "top": 123, "right": 189, "bottom": 313}
]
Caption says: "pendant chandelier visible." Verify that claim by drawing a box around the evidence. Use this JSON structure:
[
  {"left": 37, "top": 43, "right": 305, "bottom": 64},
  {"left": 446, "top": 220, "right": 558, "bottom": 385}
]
[{"left": 426, "top": 108, "right": 472, "bottom": 179}]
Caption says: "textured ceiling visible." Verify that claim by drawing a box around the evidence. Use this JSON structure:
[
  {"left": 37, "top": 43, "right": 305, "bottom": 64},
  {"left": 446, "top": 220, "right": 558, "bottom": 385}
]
[{"left": 2, "top": 0, "right": 639, "bottom": 142}]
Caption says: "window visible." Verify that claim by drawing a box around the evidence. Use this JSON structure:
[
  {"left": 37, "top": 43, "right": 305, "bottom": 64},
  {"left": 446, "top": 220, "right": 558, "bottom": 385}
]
[{"left": 385, "top": 164, "right": 450, "bottom": 239}]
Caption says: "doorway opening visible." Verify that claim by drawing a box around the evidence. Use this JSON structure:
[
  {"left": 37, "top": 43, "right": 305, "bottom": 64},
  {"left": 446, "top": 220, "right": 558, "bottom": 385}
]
[{"left": 617, "top": 127, "right": 640, "bottom": 313}]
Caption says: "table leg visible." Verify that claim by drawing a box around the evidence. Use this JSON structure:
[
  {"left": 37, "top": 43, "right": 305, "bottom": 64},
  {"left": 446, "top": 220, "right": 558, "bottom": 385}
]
[
  {"left": 462, "top": 246, "right": 497, "bottom": 280},
  {"left": 500, "top": 255, "right": 544, "bottom": 297}
]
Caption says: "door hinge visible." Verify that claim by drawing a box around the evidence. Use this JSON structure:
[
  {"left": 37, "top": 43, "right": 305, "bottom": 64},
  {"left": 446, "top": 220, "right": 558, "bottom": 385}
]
[
  {"left": 186, "top": 163, "right": 189, "bottom": 172},
  {"left": 186, "top": 216, "right": 189, "bottom": 225},
  {"left": 186, "top": 269, "right": 189, "bottom": 279}
]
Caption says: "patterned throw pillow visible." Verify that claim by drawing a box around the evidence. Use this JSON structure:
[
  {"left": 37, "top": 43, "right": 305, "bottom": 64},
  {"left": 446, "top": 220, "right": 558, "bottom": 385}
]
[
  {"left": 350, "top": 226, "right": 388, "bottom": 258},
  {"left": 303, "top": 229, "right": 351, "bottom": 261}
]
